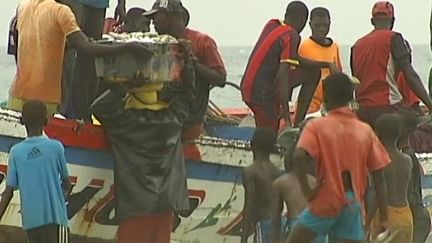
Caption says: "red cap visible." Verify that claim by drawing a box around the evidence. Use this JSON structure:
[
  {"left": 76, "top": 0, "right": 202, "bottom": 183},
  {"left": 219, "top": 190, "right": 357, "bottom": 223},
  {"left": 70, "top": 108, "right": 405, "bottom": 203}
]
[{"left": 372, "top": 1, "right": 394, "bottom": 18}]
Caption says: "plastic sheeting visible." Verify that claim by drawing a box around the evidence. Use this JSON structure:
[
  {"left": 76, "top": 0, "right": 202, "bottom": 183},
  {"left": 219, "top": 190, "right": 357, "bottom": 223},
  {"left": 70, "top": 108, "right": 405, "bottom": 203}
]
[{"left": 91, "top": 81, "right": 194, "bottom": 220}]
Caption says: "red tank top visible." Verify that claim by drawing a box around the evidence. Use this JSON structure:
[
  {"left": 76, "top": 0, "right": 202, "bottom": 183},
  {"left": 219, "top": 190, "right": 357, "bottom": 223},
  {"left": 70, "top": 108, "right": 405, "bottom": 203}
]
[{"left": 352, "top": 30, "right": 403, "bottom": 108}]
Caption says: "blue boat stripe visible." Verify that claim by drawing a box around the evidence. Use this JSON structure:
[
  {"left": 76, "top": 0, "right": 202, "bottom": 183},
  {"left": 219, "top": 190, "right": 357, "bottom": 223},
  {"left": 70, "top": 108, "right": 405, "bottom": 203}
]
[{"left": 0, "top": 135, "right": 243, "bottom": 183}]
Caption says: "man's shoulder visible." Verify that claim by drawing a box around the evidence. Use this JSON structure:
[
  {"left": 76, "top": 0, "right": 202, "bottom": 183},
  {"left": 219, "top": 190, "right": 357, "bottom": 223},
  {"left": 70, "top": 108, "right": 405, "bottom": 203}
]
[
  {"left": 185, "top": 28, "right": 216, "bottom": 43},
  {"left": 43, "top": 138, "right": 64, "bottom": 150}
]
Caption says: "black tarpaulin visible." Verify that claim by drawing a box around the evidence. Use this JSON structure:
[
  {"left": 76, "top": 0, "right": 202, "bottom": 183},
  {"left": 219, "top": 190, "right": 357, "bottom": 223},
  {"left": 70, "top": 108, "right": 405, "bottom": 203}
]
[{"left": 91, "top": 84, "right": 191, "bottom": 220}]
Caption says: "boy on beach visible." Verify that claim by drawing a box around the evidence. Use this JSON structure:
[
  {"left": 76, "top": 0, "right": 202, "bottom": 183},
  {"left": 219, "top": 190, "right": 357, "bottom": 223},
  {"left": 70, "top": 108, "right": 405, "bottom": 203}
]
[
  {"left": 241, "top": 128, "right": 281, "bottom": 243},
  {"left": 397, "top": 110, "right": 431, "bottom": 243},
  {"left": 287, "top": 73, "right": 390, "bottom": 243},
  {"left": 271, "top": 155, "right": 327, "bottom": 243},
  {"left": 0, "top": 100, "right": 71, "bottom": 243},
  {"left": 369, "top": 114, "right": 413, "bottom": 242}
]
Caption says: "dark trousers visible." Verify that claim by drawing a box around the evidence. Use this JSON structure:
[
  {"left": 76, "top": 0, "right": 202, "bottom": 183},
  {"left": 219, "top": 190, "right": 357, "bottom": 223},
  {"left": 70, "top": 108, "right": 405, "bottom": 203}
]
[
  {"left": 27, "top": 224, "right": 69, "bottom": 243},
  {"left": 61, "top": 0, "right": 106, "bottom": 121}
]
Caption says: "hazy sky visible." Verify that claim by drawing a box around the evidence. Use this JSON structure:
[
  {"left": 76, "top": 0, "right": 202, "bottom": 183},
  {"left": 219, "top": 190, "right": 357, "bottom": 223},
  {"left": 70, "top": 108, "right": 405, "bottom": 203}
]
[{"left": 1, "top": 0, "right": 431, "bottom": 46}]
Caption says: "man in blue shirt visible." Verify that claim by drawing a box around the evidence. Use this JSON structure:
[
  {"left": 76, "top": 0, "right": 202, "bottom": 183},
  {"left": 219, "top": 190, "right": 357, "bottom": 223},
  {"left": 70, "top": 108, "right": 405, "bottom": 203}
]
[
  {"left": 0, "top": 100, "right": 71, "bottom": 243},
  {"left": 61, "top": 0, "right": 127, "bottom": 121}
]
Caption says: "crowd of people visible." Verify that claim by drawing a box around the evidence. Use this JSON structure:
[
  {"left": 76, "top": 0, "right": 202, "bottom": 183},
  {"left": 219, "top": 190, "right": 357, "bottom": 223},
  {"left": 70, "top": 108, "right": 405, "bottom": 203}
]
[
  {"left": 0, "top": 0, "right": 432, "bottom": 242},
  {"left": 241, "top": 1, "right": 432, "bottom": 243}
]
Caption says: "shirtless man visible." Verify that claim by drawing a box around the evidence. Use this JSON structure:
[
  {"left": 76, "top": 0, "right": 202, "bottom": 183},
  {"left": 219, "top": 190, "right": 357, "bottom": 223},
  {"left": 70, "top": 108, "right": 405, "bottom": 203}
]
[
  {"left": 396, "top": 110, "right": 431, "bottom": 243},
  {"left": 370, "top": 114, "right": 413, "bottom": 242},
  {"left": 241, "top": 128, "right": 281, "bottom": 243},
  {"left": 271, "top": 156, "right": 326, "bottom": 243}
]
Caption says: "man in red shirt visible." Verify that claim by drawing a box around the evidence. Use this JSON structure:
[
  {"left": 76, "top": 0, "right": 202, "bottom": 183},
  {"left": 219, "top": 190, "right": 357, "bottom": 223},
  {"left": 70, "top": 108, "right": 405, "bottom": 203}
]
[
  {"left": 287, "top": 73, "right": 390, "bottom": 243},
  {"left": 241, "top": 1, "right": 338, "bottom": 131},
  {"left": 397, "top": 72, "right": 424, "bottom": 116},
  {"left": 351, "top": 1, "right": 432, "bottom": 126},
  {"left": 145, "top": 0, "right": 227, "bottom": 160}
]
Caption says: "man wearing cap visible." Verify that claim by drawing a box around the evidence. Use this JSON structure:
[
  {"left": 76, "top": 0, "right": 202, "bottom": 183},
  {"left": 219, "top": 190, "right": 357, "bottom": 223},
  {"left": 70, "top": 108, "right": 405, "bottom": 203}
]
[
  {"left": 241, "top": 1, "right": 338, "bottom": 132},
  {"left": 352, "top": 3, "right": 432, "bottom": 243},
  {"left": 351, "top": 1, "right": 432, "bottom": 127},
  {"left": 145, "top": 0, "right": 227, "bottom": 160}
]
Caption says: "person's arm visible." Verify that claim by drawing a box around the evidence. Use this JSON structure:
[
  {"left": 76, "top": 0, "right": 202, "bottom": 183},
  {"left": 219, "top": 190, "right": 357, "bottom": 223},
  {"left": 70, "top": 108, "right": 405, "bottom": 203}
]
[
  {"left": 115, "top": 0, "right": 126, "bottom": 23},
  {"left": 402, "top": 65, "right": 432, "bottom": 111},
  {"left": 241, "top": 168, "right": 255, "bottom": 243},
  {"left": 392, "top": 34, "right": 432, "bottom": 111},
  {"left": 194, "top": 62, "right": 226, "bottom": 87},
  {"left": 429, "top": 66, "right": 432, "bottom": 98},
  {"left": 192, "top": 37, "right": 227, "bottom": 87},
  {"left": 293, "top": 148, "right": 317, "bottom": 199},
  {"left": 58, "top": 144, "right": 72, "bottom": 198},
  {"left": 371, "top": 170, "right": 389, "bottom": 226},
  {"left": 67, "top": 31, "right": 152, "bottom": 58},
  {"left": 336, "top": 45, "right": 343, "bottom": 71},
  {"left": 0, "top": 154, "right": 18, "bottom": 220},
  {"left": 271, "top": 181, "right": 283, "bottom": 243},
  {"left": 0, "top": 186, "right": 13, "bottom": 220},
  {"left": 293, "top": 122, "right": 321, "bottom": 199},
  {"left": 430, "top": 4, "right": 432, "bottom": 52},
  {"left": 276, "top": 63, "right": 292, "bottom": 127}
]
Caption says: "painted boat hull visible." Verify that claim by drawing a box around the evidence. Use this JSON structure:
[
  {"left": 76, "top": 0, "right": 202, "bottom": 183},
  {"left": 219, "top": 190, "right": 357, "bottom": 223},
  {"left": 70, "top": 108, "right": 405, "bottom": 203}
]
[
  {"left": 0, "top": 109, "right": 283, "bottom": 243},
  {"left": 0, "top": 109, "right": 431, "bottom": 242}
]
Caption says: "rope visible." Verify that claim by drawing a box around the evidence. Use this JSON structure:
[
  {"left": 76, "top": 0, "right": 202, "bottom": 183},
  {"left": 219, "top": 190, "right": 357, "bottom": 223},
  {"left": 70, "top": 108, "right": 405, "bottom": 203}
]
[{"left": 206, "top": 81, "right": 243, "bottom": 125}]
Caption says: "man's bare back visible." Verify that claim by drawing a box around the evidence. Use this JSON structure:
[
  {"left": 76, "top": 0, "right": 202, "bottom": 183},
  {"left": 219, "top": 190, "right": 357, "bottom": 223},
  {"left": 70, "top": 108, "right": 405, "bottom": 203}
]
[
  {"left": 243, "top": 160, "right": 281, "bottom": 221},
  {"left": 272, "top": 173, "right": 317, "bottom": 220},
  {"left": 384, "top": 150, "right": 413, "bottom": 207}
]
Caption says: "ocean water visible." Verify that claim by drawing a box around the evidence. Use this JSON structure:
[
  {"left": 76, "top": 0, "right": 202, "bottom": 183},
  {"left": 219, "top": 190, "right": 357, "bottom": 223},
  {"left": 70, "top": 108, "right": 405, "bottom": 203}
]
[{"left": 1, "top": 45, "right": 431, "bottom": 108}]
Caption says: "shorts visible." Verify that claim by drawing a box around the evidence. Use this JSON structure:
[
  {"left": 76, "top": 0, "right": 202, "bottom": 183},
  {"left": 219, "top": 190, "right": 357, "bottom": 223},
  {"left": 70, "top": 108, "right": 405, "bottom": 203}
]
[
  {"left": 118, "top": 212, "right": 173, "bottom": 243},
  {"left": 27, "top": 224, "right": 69, "bottom": 243},
  {"left": 370, "top": 206, "right": 413, "bottom": 243},
  {"left": 297, "top": 192, "right": 364, "bottom": 241},
  {"left": 254, "top": 218, "right": 288, "bottom": 243},
  {"left": 287, "top": 218, "right": 328, "bottom": 243},
  {"left": 246, "top": 102, "right": 280, "bottom": 132},
  {"left": 7, "top": 95, "right": 58, "bottom": 116}
]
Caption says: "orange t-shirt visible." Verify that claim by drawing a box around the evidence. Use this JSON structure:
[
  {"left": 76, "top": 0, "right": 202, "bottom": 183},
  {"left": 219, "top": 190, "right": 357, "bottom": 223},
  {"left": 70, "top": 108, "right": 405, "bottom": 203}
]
[
  {"left": 297, "top": 107, "right": 390, "bottom": 217},
  {"left": 10, "top": 0, "right": 80, "bottom": 104},
  {"left": 299, "top": 38, "right": 343, "bottom": 113}
]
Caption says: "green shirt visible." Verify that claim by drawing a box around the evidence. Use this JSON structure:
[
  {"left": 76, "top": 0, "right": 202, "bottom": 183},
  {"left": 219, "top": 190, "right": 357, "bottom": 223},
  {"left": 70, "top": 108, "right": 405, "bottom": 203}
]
[{"left": 76, "top": 0, "right": 109, "bottom": 9}]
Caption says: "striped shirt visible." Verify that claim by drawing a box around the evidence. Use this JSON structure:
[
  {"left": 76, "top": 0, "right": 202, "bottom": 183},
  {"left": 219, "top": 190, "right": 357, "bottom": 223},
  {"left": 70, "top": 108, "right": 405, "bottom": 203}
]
[{"left": 241, "top": 19, "right": 300, "bottom": 105}]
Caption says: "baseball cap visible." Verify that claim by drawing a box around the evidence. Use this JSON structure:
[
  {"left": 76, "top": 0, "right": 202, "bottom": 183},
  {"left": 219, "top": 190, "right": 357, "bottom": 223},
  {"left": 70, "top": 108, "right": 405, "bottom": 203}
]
[
  {"left": 143, "top": 0, "right": 184, "bottom": 16},
  {"left": 372, "top": 1, "right": 394, "bottom": 18}
]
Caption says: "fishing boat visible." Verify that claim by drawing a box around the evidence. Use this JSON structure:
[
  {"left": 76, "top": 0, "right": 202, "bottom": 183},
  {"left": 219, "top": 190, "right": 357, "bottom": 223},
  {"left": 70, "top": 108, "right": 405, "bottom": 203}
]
[
  {"left": 0, "top": 103, "right": 431, "bottom": 243},
  {"left": 0, "top": 105, "right": 278, "bottom": 243}
]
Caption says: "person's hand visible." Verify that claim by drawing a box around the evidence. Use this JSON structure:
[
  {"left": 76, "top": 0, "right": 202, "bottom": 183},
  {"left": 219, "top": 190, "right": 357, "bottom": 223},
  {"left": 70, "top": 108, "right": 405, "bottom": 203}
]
[
  {"left": 178, "top": 39, "right": 198, "bottom": 63},
  {"left": 328, "top": 63, "right": 340, "bottom": 74},
  {"left": 124, "top": 42, "right": 153, "bottom": 59},
  {"left": 279, "top": 107, "right": 292, "bottom": 129},
  {"left": 302, "top": 178, "right": 323, "bottom": 201},
  {"left": 115, "top": 1, "right": 127, "bottom": 23}
]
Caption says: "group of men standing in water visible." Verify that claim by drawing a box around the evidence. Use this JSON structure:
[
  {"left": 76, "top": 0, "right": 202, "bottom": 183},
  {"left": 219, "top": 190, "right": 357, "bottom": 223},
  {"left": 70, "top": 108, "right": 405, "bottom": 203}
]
[{"left": 241, "top": 1, "right": 432, "bottom": 243}]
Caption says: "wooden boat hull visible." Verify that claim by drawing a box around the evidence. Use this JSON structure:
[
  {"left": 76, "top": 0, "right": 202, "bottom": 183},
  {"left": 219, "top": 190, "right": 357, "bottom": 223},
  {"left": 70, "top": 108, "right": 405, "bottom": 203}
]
[{"left": 0, "top": 109, "right": 430, "bottom": 242}]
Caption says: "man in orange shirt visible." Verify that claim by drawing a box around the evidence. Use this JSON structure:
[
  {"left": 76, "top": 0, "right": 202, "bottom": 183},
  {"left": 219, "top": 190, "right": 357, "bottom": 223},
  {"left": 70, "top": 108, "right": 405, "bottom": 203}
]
[
  {"left": 298, "top": 7, "right": 342, "bottom": 113},
  {"left": 8, "top": 0, "right": 149, "bottom": 116},
  {"left": 287, "top": 73, "right": 390, "bottom": 243}
]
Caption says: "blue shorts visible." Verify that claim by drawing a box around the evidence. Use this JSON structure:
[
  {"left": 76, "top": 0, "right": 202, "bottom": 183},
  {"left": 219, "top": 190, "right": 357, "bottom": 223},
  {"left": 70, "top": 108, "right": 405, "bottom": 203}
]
[
  {"left": 297, "top": 192, "right": 364, "bottom": 241},
  {"left": 287, "top": 218, "right": 328, "bottom": 243}
]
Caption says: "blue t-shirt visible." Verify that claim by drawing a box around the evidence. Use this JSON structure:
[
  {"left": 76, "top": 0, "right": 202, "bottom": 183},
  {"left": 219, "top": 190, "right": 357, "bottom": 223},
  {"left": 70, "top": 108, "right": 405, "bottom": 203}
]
[
  {"left": 6, "top": 136, "right": 69, "bottom": 230},
  {"left": 76, "top": 0, "right": 109, "bottom": 9}
]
